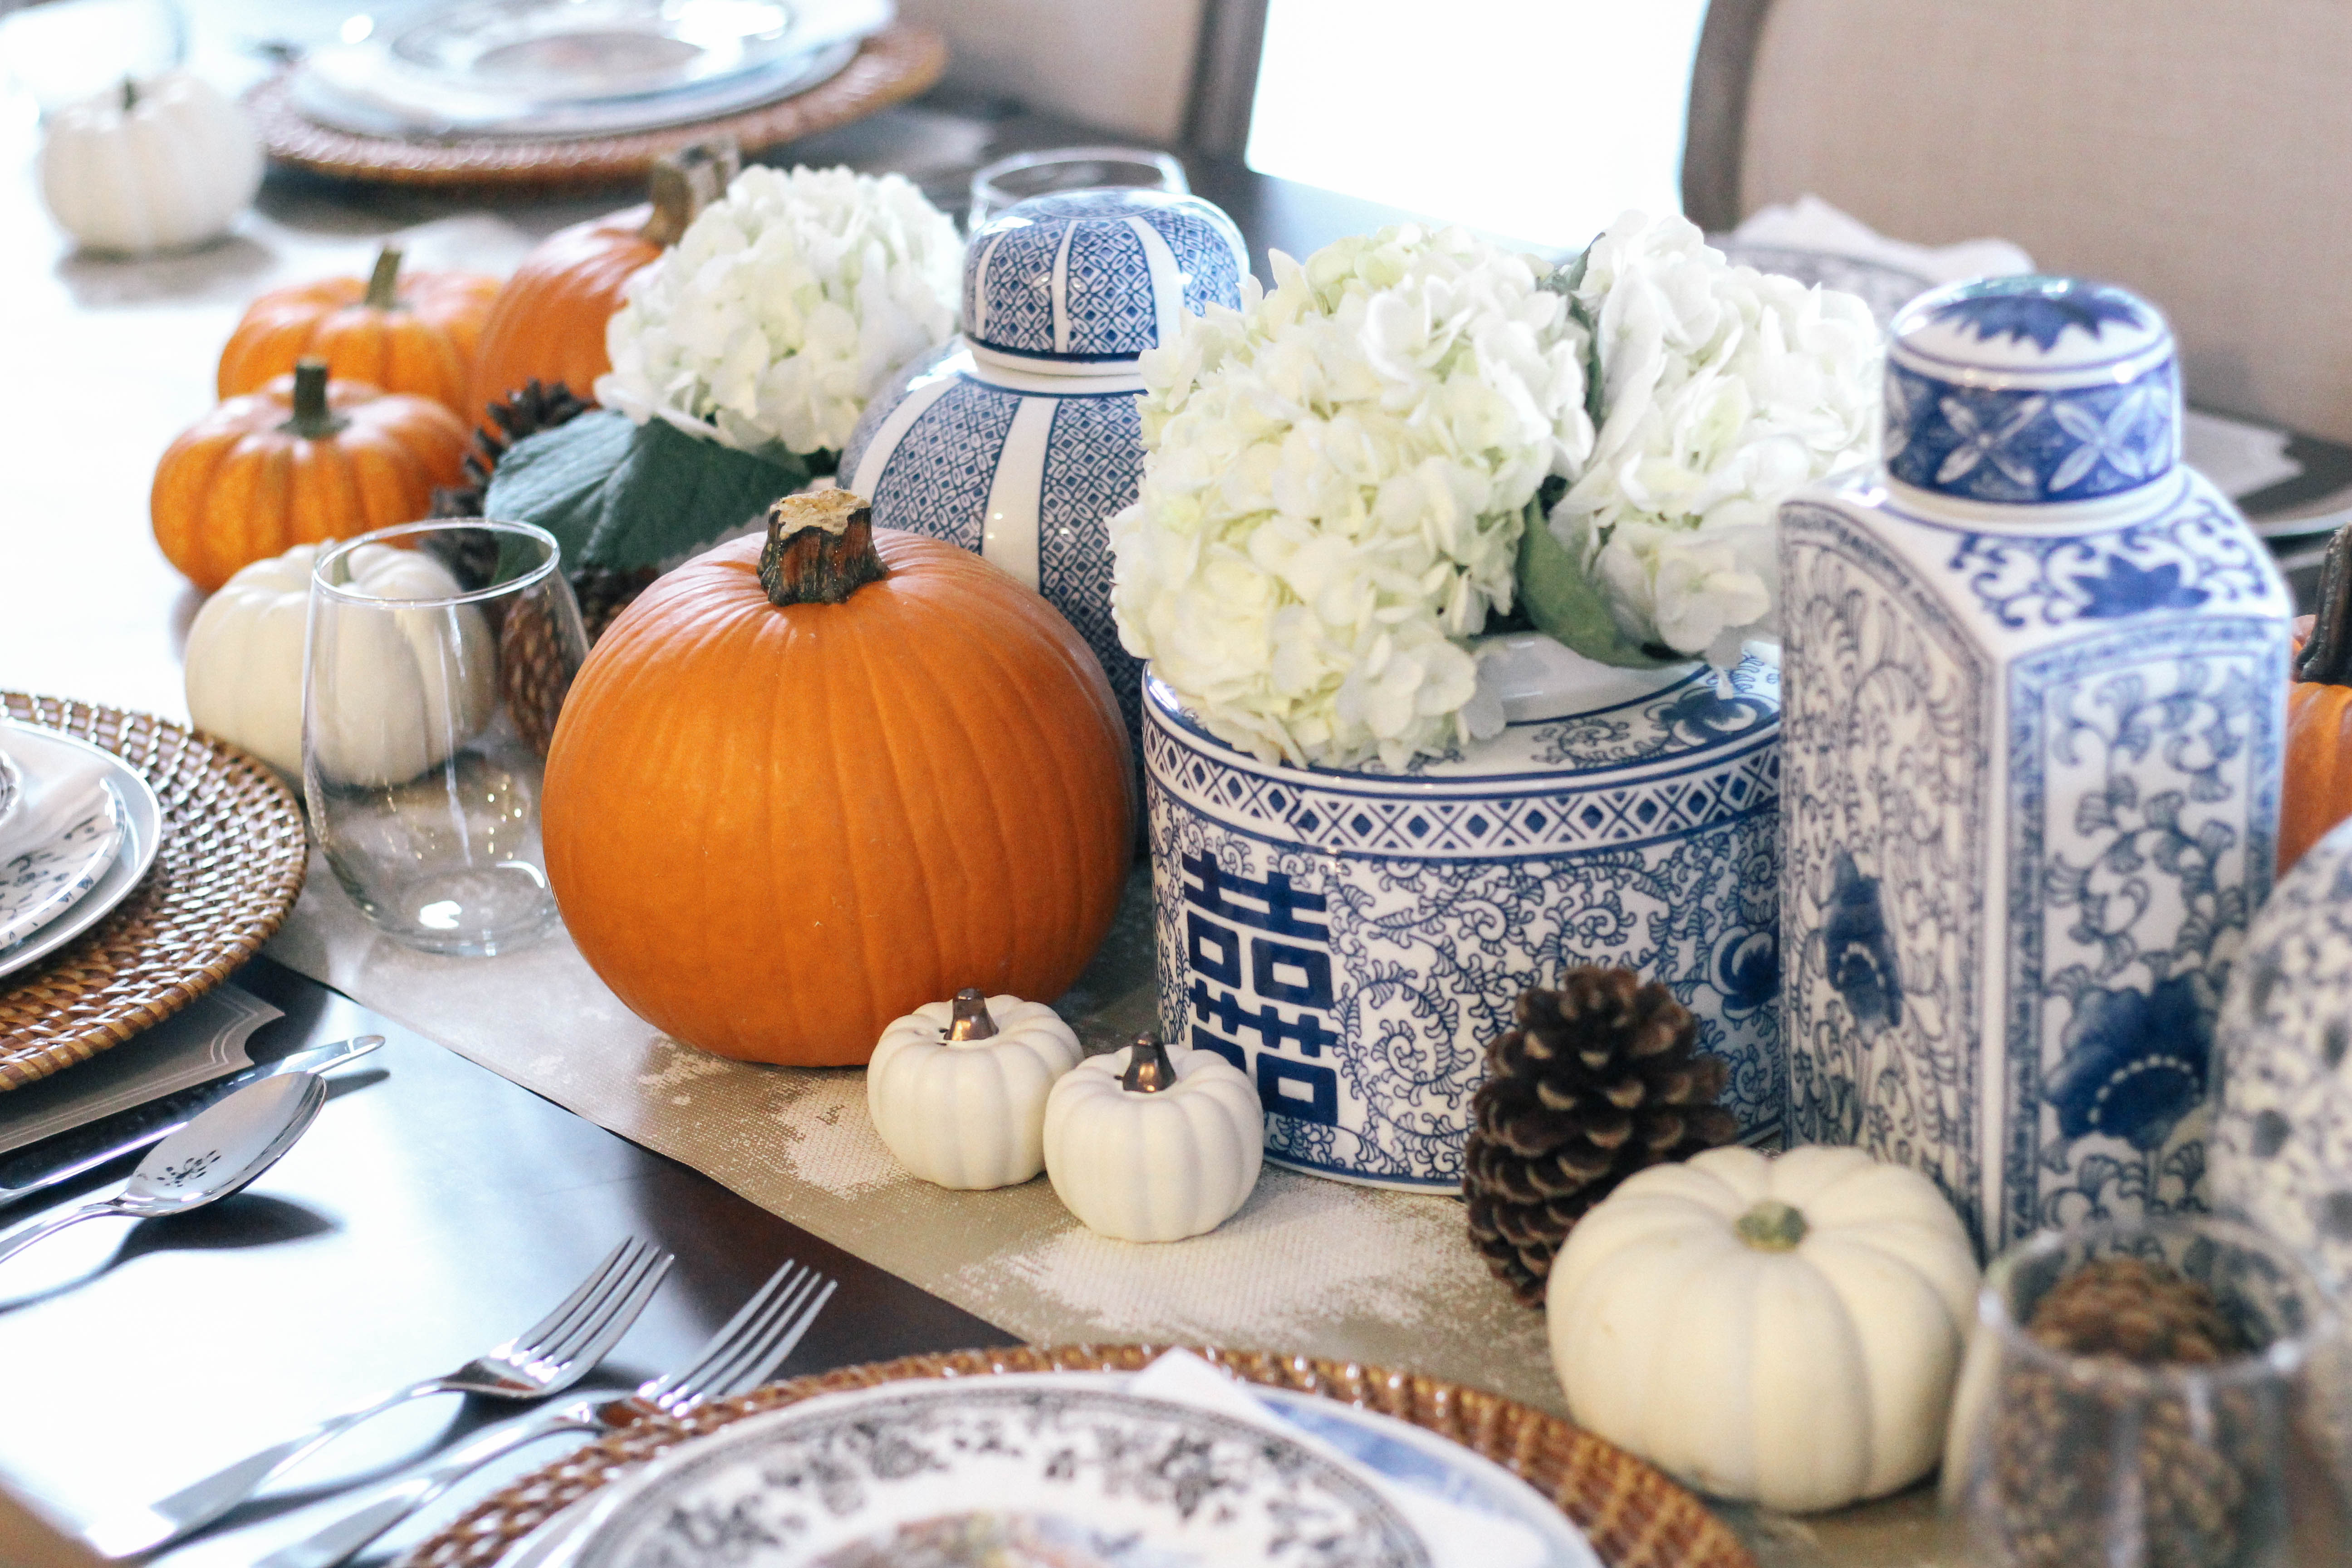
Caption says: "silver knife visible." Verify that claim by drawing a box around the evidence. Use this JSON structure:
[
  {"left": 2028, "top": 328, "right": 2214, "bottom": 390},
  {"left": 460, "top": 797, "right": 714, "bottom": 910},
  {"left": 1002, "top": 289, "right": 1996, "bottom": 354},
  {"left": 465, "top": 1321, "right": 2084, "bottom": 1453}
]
[{"left": 0, "top": 1035, "right": 383, "bottom": 1210}]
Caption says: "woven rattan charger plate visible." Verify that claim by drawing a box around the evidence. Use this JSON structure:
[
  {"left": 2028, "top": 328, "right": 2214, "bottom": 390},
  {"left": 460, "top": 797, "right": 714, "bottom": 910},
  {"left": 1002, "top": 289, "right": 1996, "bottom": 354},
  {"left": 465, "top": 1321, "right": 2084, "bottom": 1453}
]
[
  {"left": 409, "top": 1344, "right": 1757, "bottom": 1568},
  {"left": 0, "top": 695, "right": 307, "bottom": 1090},
  {"left": 248, "top": 23, "right": 946, "bottom": 190}
]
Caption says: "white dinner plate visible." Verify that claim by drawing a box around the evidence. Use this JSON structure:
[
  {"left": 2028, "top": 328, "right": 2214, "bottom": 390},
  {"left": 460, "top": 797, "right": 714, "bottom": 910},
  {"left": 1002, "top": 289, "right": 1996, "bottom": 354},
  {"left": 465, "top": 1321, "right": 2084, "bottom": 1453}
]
[
  {"left": 514, "top": 1371, "right": 1598, "bottom": 1568},
  {"left": 0, "top": 723, "right": 163, "bottom": 983},
  {"left": 0, "top": 751, "right": 123, "bottom": 953}
]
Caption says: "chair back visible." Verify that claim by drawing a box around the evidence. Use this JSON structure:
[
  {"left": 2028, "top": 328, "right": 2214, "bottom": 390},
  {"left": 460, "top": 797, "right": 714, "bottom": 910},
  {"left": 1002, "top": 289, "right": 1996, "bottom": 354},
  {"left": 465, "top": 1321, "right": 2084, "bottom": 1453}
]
[{"left": 1686, "top": 0, "right": 2352, "bottom": 441}]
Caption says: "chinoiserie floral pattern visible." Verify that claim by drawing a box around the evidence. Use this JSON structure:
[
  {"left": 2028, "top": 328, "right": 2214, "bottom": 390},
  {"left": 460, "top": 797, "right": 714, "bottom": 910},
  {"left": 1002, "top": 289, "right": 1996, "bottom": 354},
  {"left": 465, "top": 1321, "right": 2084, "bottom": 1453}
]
[
  {"left": 1943, "top": 487, "right": 2274, "bottom": 630},
  {"left": 1883, "top": 358, "right": 2178, "bottom": 505},
  {"left": 2213, "top": 823, "right": 2352, "bottom": 1297},
  {"left": 1145, "top": 660, "right": 1782, "bottom": 1190},
  {"left": 576, "top": 1384, "right": 1426, "bottom": 1568}
]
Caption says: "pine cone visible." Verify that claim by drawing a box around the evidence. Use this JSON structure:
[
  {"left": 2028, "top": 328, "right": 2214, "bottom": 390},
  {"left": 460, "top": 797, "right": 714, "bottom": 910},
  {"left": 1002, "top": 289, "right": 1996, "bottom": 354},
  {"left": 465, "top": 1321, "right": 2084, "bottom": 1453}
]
[
  {"left": 498, "top": 590, "right": 575, "bottom": 761},
  {"left": 1462, "top": 968, "right": 1739, "bottom": 1306},
  {"left": 1989, "top": 1258, "right": 2252, "bottom": 1568},
  {"left": 431, "top": 378, "right": 595, "bottom": 522},
  {"left": 570, "top": 563, "right": 659, "bottom": 645}
]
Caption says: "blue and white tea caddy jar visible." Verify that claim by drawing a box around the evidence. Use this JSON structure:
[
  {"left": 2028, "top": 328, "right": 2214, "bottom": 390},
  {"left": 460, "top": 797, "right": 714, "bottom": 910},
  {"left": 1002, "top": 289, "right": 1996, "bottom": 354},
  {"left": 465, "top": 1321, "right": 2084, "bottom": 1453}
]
[
  {"left": 841, "top": 189, "right": 1250, "bottom": 750},
  {"left": 1778, "top": 274, "right": 2292, "bottom": 1253},
  {"left": 1145, "top": 638, "right": 1785, "bottom": 1191}
]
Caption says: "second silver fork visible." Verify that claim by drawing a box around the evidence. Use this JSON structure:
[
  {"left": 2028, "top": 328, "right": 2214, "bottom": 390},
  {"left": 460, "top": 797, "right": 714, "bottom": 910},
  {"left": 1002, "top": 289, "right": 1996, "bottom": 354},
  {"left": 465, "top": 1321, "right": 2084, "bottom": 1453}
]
[{"left": 260, "top": 1258, "right": 838, "bottom": 1568}]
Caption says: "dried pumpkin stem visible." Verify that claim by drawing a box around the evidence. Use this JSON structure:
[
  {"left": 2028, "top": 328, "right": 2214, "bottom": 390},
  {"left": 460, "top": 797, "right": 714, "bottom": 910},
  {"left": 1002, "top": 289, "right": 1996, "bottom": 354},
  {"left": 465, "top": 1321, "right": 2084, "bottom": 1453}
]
[
  {"left": 641, "top": 138, "right": 740, "bottom": 246},
  {"left": 759, "top": 491, "right": 888, "bottom": 606},
  {"left": 280, "top": 358, "right": 348, "bottom": 441},
  {"left": 364, "top": 246, "right": 404, "bottom": 311},
  {"left": 2299, "top": 522, "right": 2352, "bottom": 684},
  {"left": 1735, "top": 1198, "right": 1809, "bottom": 1252},
  {"left": 120, "top": 77, "right": 138, "bottom": 113}
]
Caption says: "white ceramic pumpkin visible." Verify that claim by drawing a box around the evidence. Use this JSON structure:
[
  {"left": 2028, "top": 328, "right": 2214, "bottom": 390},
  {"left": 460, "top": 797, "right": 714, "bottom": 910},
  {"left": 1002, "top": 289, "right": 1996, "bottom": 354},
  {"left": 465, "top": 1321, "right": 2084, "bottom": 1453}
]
[
  {"left": 38, "top": 72, "right": 263, "bottom": 255},
  {"left": 1042, "top": 1037, "right": 1263, "bottom": 1242},
  {"left": 187, "top": 542, "right": 492, "bottom": 783},
  {"left": 1547, "top": 1144, "right": 1979, "bottom": 1514},
  {"left": 867, "top": 989, "right": 1083, "bottom": 1190}
]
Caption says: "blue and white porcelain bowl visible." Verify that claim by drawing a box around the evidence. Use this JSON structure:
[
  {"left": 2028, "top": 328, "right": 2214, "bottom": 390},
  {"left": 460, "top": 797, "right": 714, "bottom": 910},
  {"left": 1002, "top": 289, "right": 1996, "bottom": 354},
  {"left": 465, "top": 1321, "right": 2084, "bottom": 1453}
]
[
  {"left": 843, "top": 190, "right": 1250, "bottom": 753},
  {"left": 1145, "top": 649, "right": 1785, "bottom": 1191}
]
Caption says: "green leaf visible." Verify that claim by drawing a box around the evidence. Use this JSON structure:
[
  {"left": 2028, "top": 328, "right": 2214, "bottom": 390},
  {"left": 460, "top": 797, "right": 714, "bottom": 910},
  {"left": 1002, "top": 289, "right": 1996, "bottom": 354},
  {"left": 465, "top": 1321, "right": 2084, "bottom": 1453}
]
[
  {"left": 484, "top": 411, "right": 822, "bottom": 572},
  {"left": 1514, "top": 500, "right": 1671, "bottom": 669}
]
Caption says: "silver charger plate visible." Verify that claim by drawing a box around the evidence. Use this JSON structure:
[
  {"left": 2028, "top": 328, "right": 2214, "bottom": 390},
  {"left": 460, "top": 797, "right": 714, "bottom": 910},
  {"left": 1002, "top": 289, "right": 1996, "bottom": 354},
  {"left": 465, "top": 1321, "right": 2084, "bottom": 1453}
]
[
  {"left": 291, "top": 0, "right": 887, "bottom": 140},
  {"left": 0, "top": 723, "right": 163, "bottom": 983},
  {"left": 520, "top": 1372, "right": 1600, "bottom": 1568}
]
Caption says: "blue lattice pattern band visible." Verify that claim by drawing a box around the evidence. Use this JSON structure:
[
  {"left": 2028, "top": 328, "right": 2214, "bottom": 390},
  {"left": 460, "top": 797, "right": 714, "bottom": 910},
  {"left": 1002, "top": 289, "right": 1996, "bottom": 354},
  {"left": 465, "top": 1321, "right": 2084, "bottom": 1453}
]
[{"left": 1884, "top": 357, "right": 2179, "bottom": 505}]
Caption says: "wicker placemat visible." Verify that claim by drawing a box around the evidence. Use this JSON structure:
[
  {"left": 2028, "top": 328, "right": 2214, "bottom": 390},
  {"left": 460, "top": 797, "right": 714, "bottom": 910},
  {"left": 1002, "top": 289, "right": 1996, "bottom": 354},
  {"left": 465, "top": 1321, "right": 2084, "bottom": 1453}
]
[
  {"left": 247, "top": 23, "right": 947, "bottom": 190},
  {"left": 0, "top": 695, "right": 308, "bottom": 1090},
  {"left": 406, "top": 1344, "right": 1756, "bottom": 1568}
]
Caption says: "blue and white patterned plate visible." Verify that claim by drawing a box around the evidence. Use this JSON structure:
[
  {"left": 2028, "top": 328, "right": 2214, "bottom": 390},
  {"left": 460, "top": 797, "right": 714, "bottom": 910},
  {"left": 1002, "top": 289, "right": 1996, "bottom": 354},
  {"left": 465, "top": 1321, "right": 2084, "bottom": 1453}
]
[
  {"left": 0, "top": 771, "right": 122, "bottom": 954},
  {"left": 0, "top": 722, "right": 162, "bottom": 981}
]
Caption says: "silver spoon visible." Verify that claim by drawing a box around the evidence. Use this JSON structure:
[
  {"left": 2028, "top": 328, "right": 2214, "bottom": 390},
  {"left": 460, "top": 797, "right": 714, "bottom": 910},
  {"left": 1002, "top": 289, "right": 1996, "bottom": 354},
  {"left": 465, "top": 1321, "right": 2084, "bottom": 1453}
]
[{"left": 0, "top": 1072, "right": 328, "bottom": 1268}]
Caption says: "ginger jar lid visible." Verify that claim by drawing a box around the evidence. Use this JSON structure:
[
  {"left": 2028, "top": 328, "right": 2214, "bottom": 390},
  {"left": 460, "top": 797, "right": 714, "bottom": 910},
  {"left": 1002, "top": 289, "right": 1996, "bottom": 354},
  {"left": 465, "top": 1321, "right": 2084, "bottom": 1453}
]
[
  {"left": 1885, "top": 274, "right": 2181, "bottom": 506},
  {"left": 962, "top": 189, "right": 1248, "bottom": 370}
]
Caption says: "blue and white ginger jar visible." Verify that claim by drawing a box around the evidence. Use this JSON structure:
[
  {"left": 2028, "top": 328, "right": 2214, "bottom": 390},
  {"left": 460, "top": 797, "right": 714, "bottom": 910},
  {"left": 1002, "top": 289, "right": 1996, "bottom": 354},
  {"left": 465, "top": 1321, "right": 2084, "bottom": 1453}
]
[
  {"left": 1146, "top": 640, "right": 1785, "bottom": 1191},
  {"left": 1777, "top": 274, "right": 2292, "bottom": 1254},
  {"left": 841, "top": 189, "right": 1250, "bottom": 752}
]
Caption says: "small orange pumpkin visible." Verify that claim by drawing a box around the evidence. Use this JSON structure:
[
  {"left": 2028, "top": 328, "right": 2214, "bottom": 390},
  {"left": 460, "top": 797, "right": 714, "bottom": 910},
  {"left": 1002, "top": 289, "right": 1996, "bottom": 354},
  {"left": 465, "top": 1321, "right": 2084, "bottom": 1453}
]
[
  {"left": 465, "top": 140, "right": 738, "bottom": 427},
  {"left": 2283, "top": 527, "right": 2352, "bottom": 871},
  {"left": 152, "top": 358, "right": 469, "bottom": 591},
  {"left": 542, "top": 491, "right": 1135, "bottom": 1066},
  {"left": 217, "top": 245, "right": 500, "bottom": 416}
]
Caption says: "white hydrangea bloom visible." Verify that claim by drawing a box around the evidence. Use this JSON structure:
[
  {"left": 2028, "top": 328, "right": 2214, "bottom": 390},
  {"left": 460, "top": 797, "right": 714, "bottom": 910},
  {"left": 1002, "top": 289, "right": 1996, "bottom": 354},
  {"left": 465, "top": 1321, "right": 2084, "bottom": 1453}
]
[
  {"left": 1549, "top": 211, "right": 1880, "bottom": 666},
  {"left": 598, "top": 165, "right": 962, "bottom": 459},
  {"left": 1110, "top": 225, "right": 1593, "bottom": 770}
]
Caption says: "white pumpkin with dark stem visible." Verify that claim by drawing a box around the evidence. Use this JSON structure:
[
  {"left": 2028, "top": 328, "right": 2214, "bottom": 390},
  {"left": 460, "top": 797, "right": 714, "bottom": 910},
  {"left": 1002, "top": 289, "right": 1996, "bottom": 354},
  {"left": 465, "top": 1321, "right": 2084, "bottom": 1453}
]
[
  {"left": 1043, "top": 1036, "right": 1263, "bottom": 1242},
  {"left": 1547, "top": 1144, "right": 1979, "bottom": 1514},
  {"left": 867, "top": 989, "right": 1083, "bottom": 1190},
  {"left": 39, "top": 72, "right": 262, "bottom": 254}
]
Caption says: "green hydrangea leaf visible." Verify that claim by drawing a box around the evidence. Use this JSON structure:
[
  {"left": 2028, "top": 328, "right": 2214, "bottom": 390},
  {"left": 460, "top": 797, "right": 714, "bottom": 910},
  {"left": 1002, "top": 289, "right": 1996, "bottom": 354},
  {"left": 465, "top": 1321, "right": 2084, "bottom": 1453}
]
[
  {"left": 1514, "top": 501, "right": 1671, "bottom": 669},
  {"left": 484, "top": 411, "right": 820, "bottom": 572}
]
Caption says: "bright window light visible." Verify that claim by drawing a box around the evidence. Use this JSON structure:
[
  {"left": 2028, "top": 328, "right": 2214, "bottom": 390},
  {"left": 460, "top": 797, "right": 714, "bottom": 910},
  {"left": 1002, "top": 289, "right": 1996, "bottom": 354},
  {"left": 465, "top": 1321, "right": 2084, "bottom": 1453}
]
[{"left": 1245, "top": 0, "right": 1712, "bottom": 252}]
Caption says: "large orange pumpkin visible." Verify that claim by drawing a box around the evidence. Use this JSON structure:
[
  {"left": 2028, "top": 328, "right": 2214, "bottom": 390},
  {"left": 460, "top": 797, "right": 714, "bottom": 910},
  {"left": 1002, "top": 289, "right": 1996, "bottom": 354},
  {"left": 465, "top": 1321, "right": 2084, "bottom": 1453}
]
[
  {"left": 2283, "top": 529, "right": 2352, "bottom": 871},
  {"left": 465, "top": 140, "right": 738, "bottom": 427},
  {"left": 218, "top": 245, "right": 499, "bottom": 416},
  {"left": 152, "top": 359, "right": 468, "bottom": 591},
  {"left": 542, "top": 491, "right": 1134, "bottom": 1066}
]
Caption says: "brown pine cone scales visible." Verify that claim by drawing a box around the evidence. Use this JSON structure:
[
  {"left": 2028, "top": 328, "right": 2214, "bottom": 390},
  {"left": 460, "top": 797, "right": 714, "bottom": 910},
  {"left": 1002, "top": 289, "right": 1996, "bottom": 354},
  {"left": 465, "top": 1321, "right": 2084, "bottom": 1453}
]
[
  {"left": 1463, "top": 968, "right": 1739, "bottom": 1305},
  {"left": 1990, "top": 1257, "right": 2253, "bottom": 1568}
]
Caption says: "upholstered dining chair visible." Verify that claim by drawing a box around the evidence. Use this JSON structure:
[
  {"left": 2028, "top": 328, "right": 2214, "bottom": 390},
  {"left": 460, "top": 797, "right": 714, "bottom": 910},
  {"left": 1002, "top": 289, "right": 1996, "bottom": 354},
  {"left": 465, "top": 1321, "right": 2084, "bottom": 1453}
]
[{"left": 1683, "top": 0, "right": 2352, "bottom": 447}]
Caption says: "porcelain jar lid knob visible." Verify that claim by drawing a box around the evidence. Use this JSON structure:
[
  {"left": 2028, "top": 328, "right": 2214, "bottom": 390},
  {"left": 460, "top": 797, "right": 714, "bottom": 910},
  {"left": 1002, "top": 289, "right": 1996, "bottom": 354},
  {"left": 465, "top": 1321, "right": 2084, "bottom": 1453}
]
[
  {"left": 1884, "top": 274, "right": 2180, "bottom": 507},
  {"left": 962, "top": 188, "right": 1248, "bottom": 369}
]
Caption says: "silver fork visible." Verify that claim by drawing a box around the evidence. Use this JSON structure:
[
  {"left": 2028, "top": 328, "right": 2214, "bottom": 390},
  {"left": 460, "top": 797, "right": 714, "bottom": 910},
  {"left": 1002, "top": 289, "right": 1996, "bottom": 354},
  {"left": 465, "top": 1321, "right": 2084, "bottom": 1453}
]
[
  {"left": 87, "top": 1237, "right": 675, "bottom": 1558},
  {"left": 258, "top": 1259, "right": 838, "bottom": 1568}
]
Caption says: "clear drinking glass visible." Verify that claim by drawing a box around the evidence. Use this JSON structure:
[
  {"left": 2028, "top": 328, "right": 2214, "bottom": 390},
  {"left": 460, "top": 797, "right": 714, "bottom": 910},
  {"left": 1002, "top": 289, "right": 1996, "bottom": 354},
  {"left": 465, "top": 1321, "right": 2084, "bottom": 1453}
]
[
  {"left": 966, "top": 145, "right": 1189, "bottom": 229},
  {"left": 304, "top": 520, "right": 586, "bottom": 957},
  {"left": 1942, "top": 1214, "right": 2352, "bottom": 1567}
]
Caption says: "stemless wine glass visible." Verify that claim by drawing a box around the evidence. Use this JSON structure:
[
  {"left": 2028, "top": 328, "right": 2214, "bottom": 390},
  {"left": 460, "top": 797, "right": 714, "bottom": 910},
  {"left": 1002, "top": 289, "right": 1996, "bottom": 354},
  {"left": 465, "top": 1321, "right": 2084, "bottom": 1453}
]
[
  {"left": 966, "top": 145, "right": 1189, "bottom": 229},
  {"left": 304, "top": 520, "right": 586, "bottom": 957},
  {"left": 1942, "top": 1214, "right": 2352, "bottom": 1567}
]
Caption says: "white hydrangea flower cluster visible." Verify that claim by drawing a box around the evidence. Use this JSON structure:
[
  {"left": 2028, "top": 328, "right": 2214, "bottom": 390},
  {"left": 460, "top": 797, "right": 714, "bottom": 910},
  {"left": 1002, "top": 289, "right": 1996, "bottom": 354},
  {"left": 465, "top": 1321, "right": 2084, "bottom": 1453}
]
[
  {"left": 1110, "top": 225, "right": 1593, "bottom": 770},
  {"left": 1549, "top": 212, "right": 1880, "bottom": 666},
  {"left": 598, "top": 165, "right": 962, "bottom": 459}
]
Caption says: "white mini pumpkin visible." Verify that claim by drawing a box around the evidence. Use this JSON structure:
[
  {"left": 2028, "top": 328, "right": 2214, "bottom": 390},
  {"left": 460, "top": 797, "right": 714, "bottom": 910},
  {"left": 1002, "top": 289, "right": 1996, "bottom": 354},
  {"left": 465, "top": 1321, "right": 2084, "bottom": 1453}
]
[
  {"left": 1043, "top": 1037, "right": 1263, "bottom": 1242},
  {"left": 867, "top": 989, "right": 1083, "bottom": 1189},
  {"left": 39, "top": 72, "right": 263, "bottom": 255},
  {"left": 1547, "top": 1144, "right": 1978, "bottom": 1514},
  {"left": 187, "top": 542, "right": 492, "bottom": 783}
]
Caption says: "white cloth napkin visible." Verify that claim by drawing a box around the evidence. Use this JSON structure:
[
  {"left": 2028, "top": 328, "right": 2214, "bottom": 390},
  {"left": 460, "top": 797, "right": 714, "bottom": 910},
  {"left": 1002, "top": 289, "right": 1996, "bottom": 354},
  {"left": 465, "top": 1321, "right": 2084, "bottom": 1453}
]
[
  {"left": 1128, "top": 1350, "right": 1561, "bottom": 1568},
  {"left": 1730, "top": 192, "right": 2036, "bottom": 284},
  {"left": 0, "top": 744, "right": 112, "bottom": 882}
]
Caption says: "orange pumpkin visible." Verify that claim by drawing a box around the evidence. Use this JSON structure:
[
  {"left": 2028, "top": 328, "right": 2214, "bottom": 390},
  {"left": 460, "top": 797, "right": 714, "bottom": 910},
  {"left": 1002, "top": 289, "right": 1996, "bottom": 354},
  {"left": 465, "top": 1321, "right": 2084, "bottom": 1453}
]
[
  {"left": 2283, "top": 529, "right": 2352, "bottom": 871},
  {"left": 465, "top": 140, "right": 738, "bottom": 427},
  {"left": 217, "top": 245, "right": 499, "bottom": 416},
  {"left": 152, "top": 359, "right": 469, "bottom": 591},
  {"left": 541, "top": 491, "right": 1135, "bottom": 1066}
]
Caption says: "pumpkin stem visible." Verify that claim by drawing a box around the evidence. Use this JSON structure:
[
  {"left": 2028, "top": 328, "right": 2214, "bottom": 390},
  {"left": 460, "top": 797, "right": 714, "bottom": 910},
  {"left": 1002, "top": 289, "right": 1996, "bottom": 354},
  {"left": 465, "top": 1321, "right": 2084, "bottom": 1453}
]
[
  {"left": 944, "top": 988, "right": 999, "bottom": 1042},
  {"left": 364, "top": 245, "right": 405, "bottom": 311},
  {"left": 2298, "top": 522, "right": 2352, "bottom": 684},
  {"left": 120, "top": 77, "right": 138, "bottom": 113},
  {"left": 1734, "top": 1198, "right": 1809, "bottom": 1253},
  {"left": 759, "top": 490, "right": 888, "bottom": 607},
  {"left": 641, "top": 138, "right": 740, "bottom": 246},
  {"left": 1122, "top": 1034, "right": 1178, "bottom": 1094},
  {"left": 280, "top": 358, "right": 349, "bottom": 441}
]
